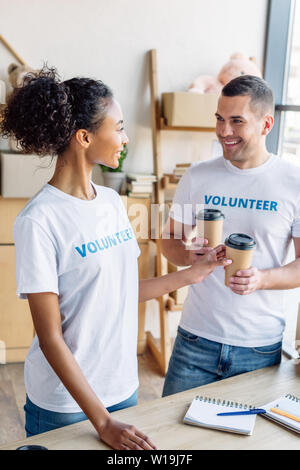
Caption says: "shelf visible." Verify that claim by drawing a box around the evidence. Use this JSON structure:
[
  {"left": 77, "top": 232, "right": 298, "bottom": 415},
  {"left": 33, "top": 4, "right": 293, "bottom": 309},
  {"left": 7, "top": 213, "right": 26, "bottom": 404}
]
[
  {"left": 153, "top": 296, "right": 184, "bottom": 312},
  {"left": 159, "top": 117, "right": 215, "bottom": 133},
  {"left": 161, "top": 175, "right": 178, "bottom": 190},
  {"left": 146, "top": 331, "right": 172, "bottom": 376},
  {"left": 166, "top": 296, "right": 183, "bottom": 312},
  {"left": 0, "top": 149, "right": 25, "bottom": 154}
]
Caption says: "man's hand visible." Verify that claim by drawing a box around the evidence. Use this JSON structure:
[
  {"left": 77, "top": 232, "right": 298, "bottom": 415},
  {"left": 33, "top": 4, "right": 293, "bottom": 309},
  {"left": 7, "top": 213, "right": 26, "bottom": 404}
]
[
  {"left": 98, "top": 417, "right": 157, "bottom": 450},
  {"left": 229, "top": 267, "right": 263, "bottom": 295}
]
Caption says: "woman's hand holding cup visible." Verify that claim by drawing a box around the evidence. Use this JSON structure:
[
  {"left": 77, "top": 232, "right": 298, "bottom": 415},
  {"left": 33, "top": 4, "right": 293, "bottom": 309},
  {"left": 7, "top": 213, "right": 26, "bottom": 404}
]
[
  {"left": 185, "top": 236, "right": 214, "bottom": 265},
  {"left": 187, "top": 244, "right": 232, "bottom": 284}
]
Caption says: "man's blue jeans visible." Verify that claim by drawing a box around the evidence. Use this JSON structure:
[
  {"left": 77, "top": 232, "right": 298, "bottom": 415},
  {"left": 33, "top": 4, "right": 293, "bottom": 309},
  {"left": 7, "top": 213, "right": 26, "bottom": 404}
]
[
  {"left": 24, "top": 389, "right": 138, "bottom": 437},
  {"left": 162, "top": 326, "right": 282, "bottom": 397}
]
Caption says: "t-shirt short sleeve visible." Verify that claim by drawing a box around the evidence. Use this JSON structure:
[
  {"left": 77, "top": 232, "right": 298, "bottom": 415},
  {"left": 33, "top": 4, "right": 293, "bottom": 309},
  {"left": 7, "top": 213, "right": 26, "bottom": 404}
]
[
  {"left": 13, "top": 216, "right": 59, "bottom": 299},
  {"left": 169, "top": 169, "right": 195, "bottom": 225}
]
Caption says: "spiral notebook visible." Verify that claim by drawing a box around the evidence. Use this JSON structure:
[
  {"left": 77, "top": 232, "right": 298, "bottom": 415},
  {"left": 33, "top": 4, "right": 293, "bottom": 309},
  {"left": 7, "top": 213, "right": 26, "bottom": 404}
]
[
  {"left": 183, "top": 396, "right": 256, "bottom": 435},
  {"left": 260, "top": 394, "right": 300, "bottom": 434}
]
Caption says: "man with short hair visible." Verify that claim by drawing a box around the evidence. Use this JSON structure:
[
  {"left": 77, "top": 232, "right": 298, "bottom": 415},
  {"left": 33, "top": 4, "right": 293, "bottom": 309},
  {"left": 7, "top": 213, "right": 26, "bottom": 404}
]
[{"left": 161, "top": 75, "right": 300, "bottom": 396}]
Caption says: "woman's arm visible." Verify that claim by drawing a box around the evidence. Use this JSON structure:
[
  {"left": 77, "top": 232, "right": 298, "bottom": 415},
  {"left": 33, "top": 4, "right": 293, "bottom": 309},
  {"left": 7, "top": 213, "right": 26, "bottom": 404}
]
[
  {"left": 27, "top": 292, "right": 156, "bottom": 450},
  {"left": 139, "top": 245, "right": 231, "bottom": 303}
]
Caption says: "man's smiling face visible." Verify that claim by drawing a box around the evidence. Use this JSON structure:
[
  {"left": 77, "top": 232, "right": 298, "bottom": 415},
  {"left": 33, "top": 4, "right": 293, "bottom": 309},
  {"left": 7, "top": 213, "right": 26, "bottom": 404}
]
[{"left": 215, "top": 94, "right": 267, "bottom": 167}]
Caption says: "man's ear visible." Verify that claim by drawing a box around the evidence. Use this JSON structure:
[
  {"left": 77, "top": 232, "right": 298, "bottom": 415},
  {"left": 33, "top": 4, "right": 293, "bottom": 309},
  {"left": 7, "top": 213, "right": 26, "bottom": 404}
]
[
  {"left": 262, "top": 114, "right": 274, "bottom": 136},
  {"left": 75, "top": 129, "right": 91, "bottom": 148}
]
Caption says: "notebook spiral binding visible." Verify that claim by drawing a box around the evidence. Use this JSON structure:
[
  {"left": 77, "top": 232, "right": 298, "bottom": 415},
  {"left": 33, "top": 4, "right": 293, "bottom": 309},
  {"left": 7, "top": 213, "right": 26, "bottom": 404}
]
[
  {"left": 195, "top": 395, "right": 254, "bottom": 410},
  {"left": 285, "top": 393, "right": 300, "bottom": 403}
]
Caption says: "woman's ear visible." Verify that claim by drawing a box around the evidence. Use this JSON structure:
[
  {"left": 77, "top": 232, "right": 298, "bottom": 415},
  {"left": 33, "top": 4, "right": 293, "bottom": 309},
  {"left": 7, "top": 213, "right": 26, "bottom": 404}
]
[{"left": 74, "top": 129, "right": 91, "bottom": 148}]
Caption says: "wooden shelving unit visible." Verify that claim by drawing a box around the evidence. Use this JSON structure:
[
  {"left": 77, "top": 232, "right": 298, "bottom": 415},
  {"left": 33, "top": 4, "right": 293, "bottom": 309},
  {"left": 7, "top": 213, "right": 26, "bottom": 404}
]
[
  {"left": 147, "top": 49, "right": 216, "bottom": 375},
  {"left": 159, "top": 117, "right": 215, "bottom": 133}
]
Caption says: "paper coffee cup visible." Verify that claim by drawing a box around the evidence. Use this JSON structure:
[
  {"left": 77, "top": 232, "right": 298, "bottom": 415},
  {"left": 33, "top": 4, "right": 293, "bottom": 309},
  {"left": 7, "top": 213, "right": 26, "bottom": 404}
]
[
  {"left": 224, "top": 233, "right": 256, "bottom": 287},
  {"left": 196, "top": 209, "right": 225, "bottom": 248}
]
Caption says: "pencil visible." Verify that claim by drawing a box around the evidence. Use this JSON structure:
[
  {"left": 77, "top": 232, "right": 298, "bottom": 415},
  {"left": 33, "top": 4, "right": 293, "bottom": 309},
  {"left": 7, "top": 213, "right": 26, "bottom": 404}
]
[{"left": 270, "top": 407, "right": 300, "bottom": 423}]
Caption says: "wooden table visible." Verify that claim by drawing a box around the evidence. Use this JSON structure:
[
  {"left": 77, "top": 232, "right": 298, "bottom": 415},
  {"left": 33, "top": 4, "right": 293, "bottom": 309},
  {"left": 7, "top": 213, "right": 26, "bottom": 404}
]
[{"left": 1, "top": 361, "right": 300, "bottom": 450}]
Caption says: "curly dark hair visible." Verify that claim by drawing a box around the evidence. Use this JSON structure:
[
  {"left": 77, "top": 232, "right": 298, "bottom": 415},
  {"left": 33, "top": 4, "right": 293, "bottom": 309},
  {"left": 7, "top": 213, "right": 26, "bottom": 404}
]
[{"left": 0, "top": 66, "right": 113, "bottom": 156}]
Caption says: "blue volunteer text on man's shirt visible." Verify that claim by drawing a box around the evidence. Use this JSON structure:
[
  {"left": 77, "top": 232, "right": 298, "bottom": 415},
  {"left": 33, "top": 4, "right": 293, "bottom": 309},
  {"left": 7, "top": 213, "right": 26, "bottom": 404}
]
[
  {"left": 75, "top": 228, "right": 134, "bottom": 258},
  {"left": 204, "top": 195, "right": 278, "bottom": 211}
]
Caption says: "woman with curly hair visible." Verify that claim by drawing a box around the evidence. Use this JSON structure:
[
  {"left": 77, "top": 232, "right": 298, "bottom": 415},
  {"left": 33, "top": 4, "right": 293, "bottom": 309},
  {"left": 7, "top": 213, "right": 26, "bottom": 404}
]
[{"left": 0, "top": 68, "right": 230, "bottom": 450}]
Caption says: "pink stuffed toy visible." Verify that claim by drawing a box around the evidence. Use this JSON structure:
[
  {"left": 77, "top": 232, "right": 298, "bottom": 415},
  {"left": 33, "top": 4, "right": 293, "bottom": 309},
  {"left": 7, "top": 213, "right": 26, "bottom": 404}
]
[{"left": 189, "top": 53, "right": 262, "bottom": 94}]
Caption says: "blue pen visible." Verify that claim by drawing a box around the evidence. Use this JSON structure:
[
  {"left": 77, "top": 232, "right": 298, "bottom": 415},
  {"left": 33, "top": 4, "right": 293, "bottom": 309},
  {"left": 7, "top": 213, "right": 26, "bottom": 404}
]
[{"left": 217, "top": 408, "right": 266, "bottom": 416}]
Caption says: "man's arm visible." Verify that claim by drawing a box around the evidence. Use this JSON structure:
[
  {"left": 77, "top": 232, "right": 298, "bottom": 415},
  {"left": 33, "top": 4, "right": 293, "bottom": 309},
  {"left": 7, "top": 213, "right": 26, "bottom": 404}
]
[
  {"left": 230, "top": 237, "right": 300, "bottom": 294},
  {"left": 160, "top": 216, "right": 212, "bottom": 266}
]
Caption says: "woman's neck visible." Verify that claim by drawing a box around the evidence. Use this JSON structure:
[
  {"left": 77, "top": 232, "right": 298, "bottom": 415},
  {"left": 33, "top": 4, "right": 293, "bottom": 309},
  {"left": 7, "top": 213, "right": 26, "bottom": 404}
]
[{"left": 48, "top": 151, "right": 95, "bottom": 200}]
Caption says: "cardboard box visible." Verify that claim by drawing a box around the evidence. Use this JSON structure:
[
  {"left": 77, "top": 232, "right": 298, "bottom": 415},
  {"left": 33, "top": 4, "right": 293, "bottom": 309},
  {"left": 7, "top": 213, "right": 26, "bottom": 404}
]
[
  {"left": 162, "top": 92, "right": 218, "bottom": 127},
  {"left": 0, "top": 245, "right": 34, "bottom": 363},
  {"left": 0, "top": 152, "right": 55, "bottom": 198},
  {"left": 0, "top": 197, "right": 28, "bottom": 243}
]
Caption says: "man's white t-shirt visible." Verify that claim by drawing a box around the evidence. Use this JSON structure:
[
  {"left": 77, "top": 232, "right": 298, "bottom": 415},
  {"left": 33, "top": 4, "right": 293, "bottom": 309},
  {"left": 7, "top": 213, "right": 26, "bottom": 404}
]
[
  {"left": 171, "top": 155, "right": 300, "bottom": 347},
  {"left": 13, "top": 183, "right": 140, "bottom": 412}
]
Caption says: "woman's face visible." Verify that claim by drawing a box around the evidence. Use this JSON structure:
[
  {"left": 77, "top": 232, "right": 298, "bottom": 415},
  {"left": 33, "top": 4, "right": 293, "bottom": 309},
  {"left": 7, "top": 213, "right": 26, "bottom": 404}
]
[{"left": 88, "top": 99, "right": 129, "bottom": 169}]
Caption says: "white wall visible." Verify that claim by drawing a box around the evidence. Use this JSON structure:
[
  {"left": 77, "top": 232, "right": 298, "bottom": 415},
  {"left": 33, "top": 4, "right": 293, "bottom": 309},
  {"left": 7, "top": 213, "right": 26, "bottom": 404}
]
[
  {"left": 0, "top": 0, "right": 269, "bottom": 338},
  {"left": 0, "top": 0, "right": 268, "bottom": 174}
]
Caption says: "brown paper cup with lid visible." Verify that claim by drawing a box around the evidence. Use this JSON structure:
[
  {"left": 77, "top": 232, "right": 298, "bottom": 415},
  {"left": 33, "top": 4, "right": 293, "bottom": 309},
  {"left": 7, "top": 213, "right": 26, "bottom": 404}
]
[
  {"left": 224, "top": 233, "right": 256, "bottom": 287},
  {"left": 196, "top": 209, "right": 225, "bottom": 248}
]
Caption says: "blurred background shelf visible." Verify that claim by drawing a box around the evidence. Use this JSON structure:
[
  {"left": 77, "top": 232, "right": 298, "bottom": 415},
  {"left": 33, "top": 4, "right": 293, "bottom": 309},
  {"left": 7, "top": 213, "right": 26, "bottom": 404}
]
[{"left": 159, "top": 117, "right": 215, "bottom": 132}]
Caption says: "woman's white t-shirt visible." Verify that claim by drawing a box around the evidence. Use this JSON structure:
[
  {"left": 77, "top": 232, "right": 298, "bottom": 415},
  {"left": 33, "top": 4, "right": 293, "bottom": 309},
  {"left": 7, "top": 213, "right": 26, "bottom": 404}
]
[{"left": 13, "top": 183, "right": 140, "bottom": 412}]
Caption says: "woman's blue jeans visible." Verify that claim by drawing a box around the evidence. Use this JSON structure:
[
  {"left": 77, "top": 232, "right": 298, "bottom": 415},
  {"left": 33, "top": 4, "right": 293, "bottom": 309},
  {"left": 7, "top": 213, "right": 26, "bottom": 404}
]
[
  {"left": 24, "top": 389, "right": 138, "bottom": 437},
  {"left": 162, "top": 326, "right": 282, "bottom": 397}
]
